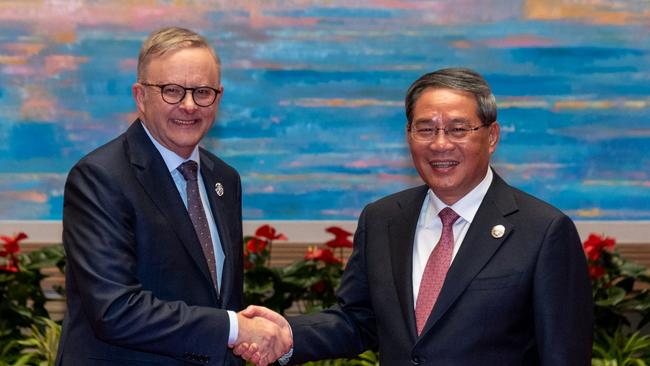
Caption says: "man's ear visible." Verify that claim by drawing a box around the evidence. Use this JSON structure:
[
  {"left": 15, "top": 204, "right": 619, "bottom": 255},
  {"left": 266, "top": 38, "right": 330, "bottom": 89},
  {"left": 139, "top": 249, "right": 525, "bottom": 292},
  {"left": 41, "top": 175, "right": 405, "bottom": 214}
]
[
  {"left": 215, "top": 85, "right": 224, "bottom": 106},
  {"left": 132, "top": 83, "right": 146, "bottom": 114},
  {"left": 488, "top": 122, "right": 500, "bottom": 152},
  {"left": 405, "top": 121, "right": 413, "bottom": 142}
]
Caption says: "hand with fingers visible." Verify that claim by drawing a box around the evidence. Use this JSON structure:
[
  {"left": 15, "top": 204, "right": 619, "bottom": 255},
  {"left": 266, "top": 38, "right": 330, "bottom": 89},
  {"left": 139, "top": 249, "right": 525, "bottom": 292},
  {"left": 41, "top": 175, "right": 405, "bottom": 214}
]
[{"left": 231, "top": 306, "right": 293, "bottom": 366}]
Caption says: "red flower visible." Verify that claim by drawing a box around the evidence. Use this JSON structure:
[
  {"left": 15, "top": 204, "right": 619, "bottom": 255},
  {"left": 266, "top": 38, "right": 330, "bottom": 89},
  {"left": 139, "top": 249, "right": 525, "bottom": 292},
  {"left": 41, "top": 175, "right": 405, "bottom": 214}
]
[
  {"left": 246, "top": 238, "right": 268, "bottom": 254},
  {"left": 255, "top": 225, "right": 287, "bottom": 241},
  {"left": 0, "top": 260, "right": 19, "bottom": 273},
  {"left": 0, "top": 232, "right": 27, "bottom": 257},
  {"left": 585, "top": 245, "right": 602, "bottom": 261},
  {"left": 584, "top": 233, "right": 615, "bottom": 251},
  {"left": 583, "top": 233, "right": 615, "bottom": 262},
  {"left": 0, "top": 232, "right": 26, "bottom": 272},
  {"left": 311, "top": 280, "right": 326, "bottom": 294},
  {"left": 305, "top": 247, "right": 342, "bottom": 264},
  {"left": 324, "top": 226, "right": 353, "bottom": 249},
  {"left": 589, "top": 264, "right": 606, "bottom": 280}
]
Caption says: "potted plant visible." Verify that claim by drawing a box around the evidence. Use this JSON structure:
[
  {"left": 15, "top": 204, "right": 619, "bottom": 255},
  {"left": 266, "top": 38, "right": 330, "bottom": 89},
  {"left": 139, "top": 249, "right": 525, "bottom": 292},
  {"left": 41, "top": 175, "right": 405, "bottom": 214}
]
[{"left": 585, "top": 233, "right": 650, "bottom": 364}]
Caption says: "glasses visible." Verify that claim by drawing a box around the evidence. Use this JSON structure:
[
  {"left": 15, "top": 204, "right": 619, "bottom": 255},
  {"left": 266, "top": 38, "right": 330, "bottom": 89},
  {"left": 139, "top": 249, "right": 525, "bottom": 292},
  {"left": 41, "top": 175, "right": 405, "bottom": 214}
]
[
  {"left": 140, "top": 82, "right": 222, "bottom": 107},
  {"left": 408, "top": 121, "right": 487, "bottom": 142}
]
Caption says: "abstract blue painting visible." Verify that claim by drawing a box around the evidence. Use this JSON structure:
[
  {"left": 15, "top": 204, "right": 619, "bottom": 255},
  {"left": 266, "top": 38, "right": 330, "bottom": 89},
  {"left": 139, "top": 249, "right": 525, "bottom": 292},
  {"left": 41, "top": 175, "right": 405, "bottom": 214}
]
[{"left": 0, "top": 0, "right": 648, "bottom": 221}]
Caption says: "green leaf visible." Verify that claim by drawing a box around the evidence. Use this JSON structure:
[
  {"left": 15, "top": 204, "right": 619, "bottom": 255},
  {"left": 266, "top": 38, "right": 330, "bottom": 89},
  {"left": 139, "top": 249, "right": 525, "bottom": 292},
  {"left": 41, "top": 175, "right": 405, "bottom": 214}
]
[
  {"left": 596, "top": 287, "right": 627, "bottom": 306},
  {"left": 7, "top": 353, "right": 34, "bottom": 366}
]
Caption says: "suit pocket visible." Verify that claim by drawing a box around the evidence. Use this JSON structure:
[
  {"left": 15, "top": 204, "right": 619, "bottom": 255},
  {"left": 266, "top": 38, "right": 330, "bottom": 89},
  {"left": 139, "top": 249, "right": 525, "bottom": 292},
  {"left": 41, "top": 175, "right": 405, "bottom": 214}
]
[{"left": 467, "top": 272, "right": 522, "bottom": 290}]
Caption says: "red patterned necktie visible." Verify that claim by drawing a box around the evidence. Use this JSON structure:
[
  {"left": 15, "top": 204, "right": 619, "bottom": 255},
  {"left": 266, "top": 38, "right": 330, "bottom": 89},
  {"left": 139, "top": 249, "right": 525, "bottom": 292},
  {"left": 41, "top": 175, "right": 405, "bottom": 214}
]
[
  {"left": 178, "top": 161, "right": 219, "bottom": 293},
  {"left": 415, "top": 207, "right": 460, "bottom": 335}
]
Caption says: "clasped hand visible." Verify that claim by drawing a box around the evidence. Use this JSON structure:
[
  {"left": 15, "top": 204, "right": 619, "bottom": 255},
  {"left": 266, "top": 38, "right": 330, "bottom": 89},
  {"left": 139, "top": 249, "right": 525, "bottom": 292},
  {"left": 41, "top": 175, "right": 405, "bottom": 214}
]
[{"left": 230, "top": 305, "right": 292, "bottom": 366}]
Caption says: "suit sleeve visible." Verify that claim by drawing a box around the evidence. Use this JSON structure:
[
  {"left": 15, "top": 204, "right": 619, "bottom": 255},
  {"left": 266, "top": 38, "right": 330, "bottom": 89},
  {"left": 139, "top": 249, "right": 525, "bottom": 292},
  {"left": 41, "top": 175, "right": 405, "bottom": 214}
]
[
  {"left": 287, "top": 206, "right": 377, "bottom": 364},
  {"left": 63, "top": 160, "right": 233, "bottom": 365},
  {"left": 533, "top": 214, "right": 593, "bottom": 366}
]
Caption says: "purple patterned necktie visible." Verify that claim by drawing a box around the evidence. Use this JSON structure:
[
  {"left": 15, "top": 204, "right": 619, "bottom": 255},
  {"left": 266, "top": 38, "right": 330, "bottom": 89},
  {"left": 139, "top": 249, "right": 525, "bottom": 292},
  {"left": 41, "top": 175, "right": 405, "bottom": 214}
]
[
  {"left": 177, "top": 161, "right": 218, "bottom": 292},
  {"left": 415, "top": 207, "right": 460, "bottom": 335}
]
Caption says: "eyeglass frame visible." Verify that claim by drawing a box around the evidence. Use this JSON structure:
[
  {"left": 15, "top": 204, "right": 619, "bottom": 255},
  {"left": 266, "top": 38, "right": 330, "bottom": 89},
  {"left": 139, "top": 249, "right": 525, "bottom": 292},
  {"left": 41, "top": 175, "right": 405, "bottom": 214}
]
[
  {"left": 139, "top": 82, "right": 223, "bottom": 107},
  {"left": 407, "top": 121, "right": 489, "bottom": 142}
]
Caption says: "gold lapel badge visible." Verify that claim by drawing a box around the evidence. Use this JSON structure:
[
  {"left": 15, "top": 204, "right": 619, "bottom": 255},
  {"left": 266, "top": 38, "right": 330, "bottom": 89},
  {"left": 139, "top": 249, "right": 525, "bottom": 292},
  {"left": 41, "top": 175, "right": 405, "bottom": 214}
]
[
  {"left": 214, "top": 182, "right": 224, "bottom": 197},
  {"left": 491, "top": 224, "right": 505, "bottom": 239}
]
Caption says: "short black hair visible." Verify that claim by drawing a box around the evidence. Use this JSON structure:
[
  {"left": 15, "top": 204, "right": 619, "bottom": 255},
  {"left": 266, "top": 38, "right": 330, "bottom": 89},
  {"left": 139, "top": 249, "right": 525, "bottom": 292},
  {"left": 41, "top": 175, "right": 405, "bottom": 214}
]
[{"left": 405, "top": 67, "right": 497, "bottom": 126}]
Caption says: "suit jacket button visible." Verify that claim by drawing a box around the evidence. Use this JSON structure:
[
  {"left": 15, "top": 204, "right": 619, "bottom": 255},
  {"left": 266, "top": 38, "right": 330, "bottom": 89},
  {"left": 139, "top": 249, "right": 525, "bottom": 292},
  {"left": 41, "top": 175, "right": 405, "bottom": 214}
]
[{"left": 412, "top": 355, "right": 423, "bottom": 365}]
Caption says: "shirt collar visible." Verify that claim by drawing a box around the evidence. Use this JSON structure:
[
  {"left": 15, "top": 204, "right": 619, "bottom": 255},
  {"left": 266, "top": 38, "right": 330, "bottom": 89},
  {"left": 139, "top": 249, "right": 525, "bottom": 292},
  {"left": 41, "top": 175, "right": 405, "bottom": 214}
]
[
  {"left": 141, "top": 121, "right": 200, "bottom": 172},
  {"left": 427, "top": 167, "right": 493, "bottom": 225}
]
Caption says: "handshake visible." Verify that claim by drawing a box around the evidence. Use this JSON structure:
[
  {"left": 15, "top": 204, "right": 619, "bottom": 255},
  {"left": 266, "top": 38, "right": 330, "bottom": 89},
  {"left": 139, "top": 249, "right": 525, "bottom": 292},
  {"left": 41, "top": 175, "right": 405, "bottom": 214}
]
[{"left": 230, "top": 305, "right": 293, "bottom": 366}]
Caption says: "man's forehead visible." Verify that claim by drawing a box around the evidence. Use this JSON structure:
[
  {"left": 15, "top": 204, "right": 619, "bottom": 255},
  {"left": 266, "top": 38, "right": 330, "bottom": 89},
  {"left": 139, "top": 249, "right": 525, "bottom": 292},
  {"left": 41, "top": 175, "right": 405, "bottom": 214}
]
[
  {"left": 415, "top": 87, "right": 476, "bottom": 103},
  {"left": 412, "top": 114, "right": 475, "bottom": 125},
  {"left": 141, "top": 48, "right": 220, "bottom": 81},
  {"left": 412, "top": 104, "right": 479, "bottom": 121},
  {"left": 413, "top": 89, "right": 478, "bottom": 116}
]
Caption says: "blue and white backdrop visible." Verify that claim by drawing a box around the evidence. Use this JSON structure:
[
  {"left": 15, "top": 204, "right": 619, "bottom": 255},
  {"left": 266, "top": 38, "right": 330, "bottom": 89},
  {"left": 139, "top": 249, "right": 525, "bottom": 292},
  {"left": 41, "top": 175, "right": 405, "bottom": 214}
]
[{"left": 0, "top": 1, "right": 648, "bottom": 241}]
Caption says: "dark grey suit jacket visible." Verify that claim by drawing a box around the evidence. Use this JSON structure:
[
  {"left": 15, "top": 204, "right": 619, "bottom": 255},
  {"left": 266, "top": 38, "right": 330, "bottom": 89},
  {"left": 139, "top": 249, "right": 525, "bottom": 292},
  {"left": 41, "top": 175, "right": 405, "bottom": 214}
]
[
  {"left": 56, "top": 121, "right": 244, "bottom": 365},
  {"left": 288, "top": 172, "right": 593, "bottom": 365}
]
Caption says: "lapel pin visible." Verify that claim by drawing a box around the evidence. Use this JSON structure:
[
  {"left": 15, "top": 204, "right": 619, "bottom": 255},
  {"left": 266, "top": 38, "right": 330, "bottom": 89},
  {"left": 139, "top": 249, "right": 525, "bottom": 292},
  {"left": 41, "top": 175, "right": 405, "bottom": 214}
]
[
  {"left": 214, "top": 182, "right": 224, "bottom": 197},
  {"left": 491, "top": 225, "right": 505, "bottom": 239}
]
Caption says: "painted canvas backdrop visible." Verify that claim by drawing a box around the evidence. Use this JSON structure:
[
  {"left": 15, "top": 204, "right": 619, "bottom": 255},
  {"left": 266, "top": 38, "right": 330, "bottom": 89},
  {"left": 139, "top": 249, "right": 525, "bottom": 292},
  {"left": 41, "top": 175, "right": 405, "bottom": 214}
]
[{"left": 0, "top": 0, "right": 649, "bottom": 221}]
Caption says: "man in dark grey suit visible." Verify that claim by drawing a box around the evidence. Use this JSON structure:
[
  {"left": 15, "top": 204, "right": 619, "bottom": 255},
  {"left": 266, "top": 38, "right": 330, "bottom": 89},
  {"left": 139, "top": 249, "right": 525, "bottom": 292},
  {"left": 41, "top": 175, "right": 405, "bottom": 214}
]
[
  {"left": 56, "top": 27, "right": 290, "bottom": 366},
  {"left": 237, "top": 67, "right": 593, "bottom": 365}
]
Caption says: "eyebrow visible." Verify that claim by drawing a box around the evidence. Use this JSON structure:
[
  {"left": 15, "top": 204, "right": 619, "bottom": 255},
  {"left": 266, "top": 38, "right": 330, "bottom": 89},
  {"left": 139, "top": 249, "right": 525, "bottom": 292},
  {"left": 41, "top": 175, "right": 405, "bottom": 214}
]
[
  {"left": 413, "top": 116, "right": 472, "bottom": 124},
  {"left": 447, "top": 117, "right": 472, "bottom": 124}
]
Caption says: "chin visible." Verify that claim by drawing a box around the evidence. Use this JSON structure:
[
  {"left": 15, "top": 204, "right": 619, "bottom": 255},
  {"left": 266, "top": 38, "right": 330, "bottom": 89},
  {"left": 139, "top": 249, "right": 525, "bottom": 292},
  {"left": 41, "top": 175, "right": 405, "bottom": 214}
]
[{"left": 427, "top": 178, "right": 458, "bottom": 191}]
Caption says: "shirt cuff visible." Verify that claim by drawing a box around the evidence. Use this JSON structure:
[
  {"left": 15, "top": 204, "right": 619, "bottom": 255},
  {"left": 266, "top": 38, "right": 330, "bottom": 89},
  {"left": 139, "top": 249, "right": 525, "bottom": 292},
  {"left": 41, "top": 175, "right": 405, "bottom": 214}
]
[
  {"left": 277, "top": 322, "right": 294, "bottom": 365},
  {"left": 277, "top": 347, "right": 293, "bottom": 365},
  {"left": 227, "top": 310, "right": 238, "bottom": 346}
]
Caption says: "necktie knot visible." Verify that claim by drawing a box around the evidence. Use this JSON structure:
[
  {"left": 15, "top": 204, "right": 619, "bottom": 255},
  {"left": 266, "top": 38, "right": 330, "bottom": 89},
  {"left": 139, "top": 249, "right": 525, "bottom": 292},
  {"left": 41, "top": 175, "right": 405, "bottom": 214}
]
[
  {"left": 438, "top": 207, "right": 459, "bottom": 228},
  {"left": 178, "top": 161, "right": 198, "bottom": 182}
]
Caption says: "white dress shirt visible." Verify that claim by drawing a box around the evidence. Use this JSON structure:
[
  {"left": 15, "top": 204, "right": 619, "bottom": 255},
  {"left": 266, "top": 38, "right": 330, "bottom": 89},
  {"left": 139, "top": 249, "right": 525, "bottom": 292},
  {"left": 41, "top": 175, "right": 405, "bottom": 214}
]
[{"left": 412, "top": 168, "right": 493, "bottom": 305}]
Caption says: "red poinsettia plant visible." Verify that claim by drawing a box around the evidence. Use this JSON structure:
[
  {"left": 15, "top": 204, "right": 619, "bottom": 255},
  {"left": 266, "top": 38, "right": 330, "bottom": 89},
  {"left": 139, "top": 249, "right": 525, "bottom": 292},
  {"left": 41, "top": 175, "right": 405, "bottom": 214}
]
[
  {"left": 303, "top": 247, "right": 342, "bottom": 265},
  {"left": 242, "top": 224, "right": 354, "bottom": 315},
  {"left": 303, "top": 226, "right": 353, "bottom": 265},
  {"left": 0, "top": 232, "right": 65, "bottom": 359},
  {"left": 0, "top": 232, "right": 27, "bottom": 273},
  {"left": 244, "top": 224, "right": 288, "bottom": 269},
  {"left": 242, "top": 225, "right": 292, "bottom": 312},
  {"left": 324, "top": 226, "right": 353, "bottom": 258},
  {"left": 583, "top": 233, "right": 650, "bottom": 351},
  {"left": 584, "top": 233, "right": 616, "bottom": 280},
  {"left": 283, "top": 226, "right": 352, "bottom": 313}
]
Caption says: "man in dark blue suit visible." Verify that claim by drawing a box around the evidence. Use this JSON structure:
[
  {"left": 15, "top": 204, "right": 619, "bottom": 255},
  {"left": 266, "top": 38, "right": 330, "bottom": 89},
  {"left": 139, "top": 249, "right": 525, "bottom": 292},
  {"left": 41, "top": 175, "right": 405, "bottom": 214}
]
[
  {"left": 56, "top": 27, "right": 291, "bottom": 365},
  {"left": 238, "top": 67, "right": 593, "bottom": 365}
]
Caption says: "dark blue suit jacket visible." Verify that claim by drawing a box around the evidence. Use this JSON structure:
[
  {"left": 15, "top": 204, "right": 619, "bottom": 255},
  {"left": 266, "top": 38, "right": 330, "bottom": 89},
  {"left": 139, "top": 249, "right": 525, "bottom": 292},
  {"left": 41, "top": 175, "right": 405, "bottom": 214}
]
[
  {"left": 56, "top": 121, "right": 244, "bottom": 365},
  {"left": 288, "top": 172, "right": 593, "bottom": 365}
]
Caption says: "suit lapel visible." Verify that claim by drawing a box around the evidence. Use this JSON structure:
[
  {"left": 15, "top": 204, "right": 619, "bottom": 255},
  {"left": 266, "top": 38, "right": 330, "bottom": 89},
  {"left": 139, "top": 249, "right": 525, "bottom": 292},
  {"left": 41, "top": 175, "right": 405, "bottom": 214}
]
[
  {"left": 199, "top": 151, "right": 233, "bottom": 303},
  {"left": 389, "top": 185, "right": 429, "bottom": 343},
  {"left": 125, "top": 121, "right": 216, "bottom": 293},
  {"left": 419, "top": 173, "right": 518, "bottom": 337}
]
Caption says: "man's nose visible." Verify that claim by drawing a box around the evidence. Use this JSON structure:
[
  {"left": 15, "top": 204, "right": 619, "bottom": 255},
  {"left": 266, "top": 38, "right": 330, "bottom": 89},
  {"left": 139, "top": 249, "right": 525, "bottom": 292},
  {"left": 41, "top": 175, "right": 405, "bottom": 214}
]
[
  {"left": 179, "top": 91, "right": 198, "bottom": 111},
  {"left": 428, "top": 129, "right": 455, "bottom": 150}
]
